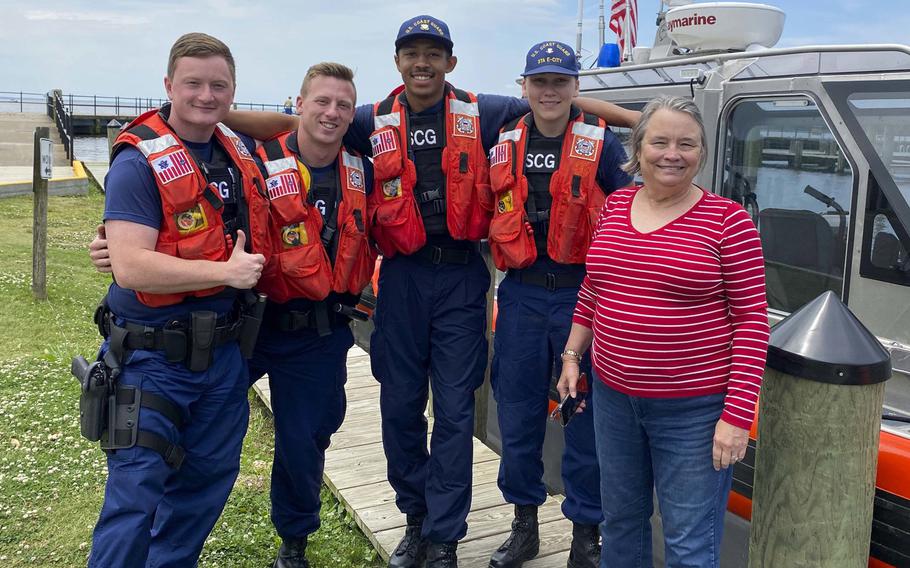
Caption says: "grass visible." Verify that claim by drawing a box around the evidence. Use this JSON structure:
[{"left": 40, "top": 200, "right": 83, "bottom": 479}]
[{"left": 0, "top": 188, "right": 381, "bottom": 567}]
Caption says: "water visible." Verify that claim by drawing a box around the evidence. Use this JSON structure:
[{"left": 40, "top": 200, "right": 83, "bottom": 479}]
[{"left": 74, "top": 136, "right": 109, "bottom": 162}]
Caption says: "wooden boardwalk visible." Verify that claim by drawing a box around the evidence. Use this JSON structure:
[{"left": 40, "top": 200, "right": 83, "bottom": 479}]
[{"left": 253, "top": 346, "right": 574, "bottom": 567}]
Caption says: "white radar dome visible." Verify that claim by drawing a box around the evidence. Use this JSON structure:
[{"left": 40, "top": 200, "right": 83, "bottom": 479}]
[{"left": 665, "top": 2, "right": 785, "bottom": 52}]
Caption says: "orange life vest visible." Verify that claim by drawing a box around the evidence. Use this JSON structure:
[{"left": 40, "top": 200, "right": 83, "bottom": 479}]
[
  {"left": 254, "top": 133, "right": 376, "bottom": 304},
  {"left": 488, "top": 111, "right": 607, "bottom": 271},
  {"left": 368, "top": 87, "right": 493, "bottom": 257},
  {"left": 112, "top": 108, "right": 270, "bottom": 307}
]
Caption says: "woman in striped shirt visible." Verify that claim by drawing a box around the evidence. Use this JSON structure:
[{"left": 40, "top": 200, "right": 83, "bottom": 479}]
[{"left": 557, "top": 95, "right": 770, "bottom": 567}]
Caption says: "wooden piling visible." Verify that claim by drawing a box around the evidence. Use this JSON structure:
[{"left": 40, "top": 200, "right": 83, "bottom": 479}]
[
  {"left": 748, "top": 292, "right": 891, "bottom": 568},
  {"left": 31, "top": 126, "right": 49, "bottom": 300}
]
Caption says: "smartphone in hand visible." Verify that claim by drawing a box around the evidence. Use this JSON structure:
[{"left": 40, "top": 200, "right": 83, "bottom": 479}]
[{"left": 550, "top": 372, "right": 589, "bottom": 426}]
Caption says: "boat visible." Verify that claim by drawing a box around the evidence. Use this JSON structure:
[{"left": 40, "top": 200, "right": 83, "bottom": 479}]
[{"left": 353, "top": 2, "right": 910, "bottom": 565}]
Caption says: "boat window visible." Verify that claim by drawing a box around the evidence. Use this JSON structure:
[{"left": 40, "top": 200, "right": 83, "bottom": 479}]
[
  {"left": 720, "top": 96, "right": 853, "bottom": 313},
  {"left": 843, "top": 91, "right": 910, "bottom": 286}
]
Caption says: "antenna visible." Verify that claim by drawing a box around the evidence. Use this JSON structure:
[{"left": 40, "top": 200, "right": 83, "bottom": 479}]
[
  {"left": 576, "top": 0, "right": 584, "bottom": 67},
  {"left": 598, "top": 0, "right": 605, "bottom": 47}
]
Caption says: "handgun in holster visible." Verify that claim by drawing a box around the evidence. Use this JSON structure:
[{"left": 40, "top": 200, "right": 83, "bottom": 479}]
[{"left": 71, "top": 355, "right": 113, "bottom": 442}]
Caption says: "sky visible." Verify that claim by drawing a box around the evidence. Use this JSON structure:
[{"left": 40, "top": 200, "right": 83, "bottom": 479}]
[{"left": 1, "top": 0, "right": 908, "bottom": 106}]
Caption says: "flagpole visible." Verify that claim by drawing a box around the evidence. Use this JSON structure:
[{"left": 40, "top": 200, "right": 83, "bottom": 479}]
[{"left": 622, "top": 1, "right": 630, "bottom": 61}]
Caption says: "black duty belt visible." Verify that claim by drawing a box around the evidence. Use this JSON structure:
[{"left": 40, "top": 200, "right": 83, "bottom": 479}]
[
  {"left": 264, "top": 301, "right": 366, "bottom": 336},
  {"left": 114, "top": 315, "right": 242, "bottom": 352},
  {"left": 507, "top": 270, "right": 584, "bottom": 291},
  {"left": 414, "top": 245, "right": 474, "bottom": 265}
]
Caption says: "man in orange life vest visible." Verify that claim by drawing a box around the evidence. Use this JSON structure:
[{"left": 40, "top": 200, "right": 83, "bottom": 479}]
[
  {"left": 86, "top": 33, "right": 269, "bottom": 567},
  {"left": 249, "top": 62, "right": 375, "bottom": 568},
  {"left": 485, "top": 41, "right": 631, "bottom": 568}
]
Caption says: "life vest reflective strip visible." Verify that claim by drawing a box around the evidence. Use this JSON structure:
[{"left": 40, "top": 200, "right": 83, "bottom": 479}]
[
  {"left": 254, "top": 134, "right": 376, "bottom": 303},
  {"left": 368, "top": 87, "right": 492, "bottom": 257},
  {"left": 488, "top": 111, "right": 606, "bottom": 270},
  {"left": 112, "top": 109, "right": 270, "bottom": 307}
]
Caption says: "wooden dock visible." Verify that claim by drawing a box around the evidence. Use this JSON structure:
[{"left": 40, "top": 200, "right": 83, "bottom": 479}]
[{"left": 253, "top": 346, "right": 575, "bottom": 567}]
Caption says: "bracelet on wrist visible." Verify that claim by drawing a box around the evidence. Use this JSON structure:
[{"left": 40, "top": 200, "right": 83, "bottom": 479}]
[{"left": 561, "top": 349, "right": 582, "bottom": 363}]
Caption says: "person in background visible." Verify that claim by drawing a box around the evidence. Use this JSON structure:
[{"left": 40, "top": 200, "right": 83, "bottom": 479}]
[
  {"left": 558, "top": 95, "right": 770, "bottom": 568},
  {"left": 485, "top": 40, "right": 631, "bottom": 568},
  {"left": 284, "top": 96, "right": 294, "bottom": 114}
]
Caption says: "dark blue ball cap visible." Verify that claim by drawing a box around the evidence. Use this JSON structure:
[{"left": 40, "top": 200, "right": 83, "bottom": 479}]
[
  {"left": 522, "top": 41, "right": 579, "bottom": 77},
  {"left": 395, "top": 15, "right": 453, "bottom": 51}
]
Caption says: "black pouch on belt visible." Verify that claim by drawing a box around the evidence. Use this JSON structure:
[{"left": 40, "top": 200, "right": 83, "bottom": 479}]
[
  {"left": 187, "top": 311, "right": 216, "bottom": 372},
  {"left": 162, "top": 321, "right": 188, "bottom": 364}
]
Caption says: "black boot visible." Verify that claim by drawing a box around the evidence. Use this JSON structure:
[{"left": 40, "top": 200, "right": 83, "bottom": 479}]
[
  {"left": 566, "top": 523, "right": 600, "bottom": 568},
  {"left": 488, "top": 505, "right": 539, "bottom": 568},
  {"left": 388, "top": 514, "right": 427, "bottom": 568},
  {"left": 427, "top": 541, "right": 458, "bottom": 568},
  {"left": 273, "top": 536, "right": 309, "bottom": 568}
]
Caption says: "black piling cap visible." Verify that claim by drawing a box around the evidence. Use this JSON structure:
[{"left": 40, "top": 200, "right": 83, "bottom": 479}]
[{"left": 767, "top": 291, "right": 891, "bottom": 385}]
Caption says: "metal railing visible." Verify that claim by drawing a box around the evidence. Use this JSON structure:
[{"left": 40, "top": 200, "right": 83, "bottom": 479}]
[
  {"left": 1, "top": 90, "right": 286, "bottom": 116},
  {"left": 0, "top": 90, "right": 48, "bottom": 113},
  {"left": 48, "top": 91, "right": 73, "bottom": 162}
]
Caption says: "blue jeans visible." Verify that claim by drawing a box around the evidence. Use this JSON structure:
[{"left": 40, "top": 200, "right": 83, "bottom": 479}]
[{"left": 592, "top": 378, "right": 733, "bottom": 568}]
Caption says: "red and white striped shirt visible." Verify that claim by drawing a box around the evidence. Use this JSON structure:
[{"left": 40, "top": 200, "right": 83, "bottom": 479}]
[{"left": 573, "top": 186, "right": 770, "bottom": 429}]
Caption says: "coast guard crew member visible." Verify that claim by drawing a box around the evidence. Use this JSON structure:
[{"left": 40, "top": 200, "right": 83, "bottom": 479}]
[
  {"left": 485, "top": 41, "right": 631, "bottom": 568},
  {"left": 87, "top": 32, "right": 269, "bottom": 567},
  {"left": 249, "top": 62, "right": 375, "bottom": 568}
]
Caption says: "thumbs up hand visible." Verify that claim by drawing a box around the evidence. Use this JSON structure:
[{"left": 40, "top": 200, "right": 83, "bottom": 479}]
[{"left": 224, "top": 230, "right": 266, "bottom": 289}]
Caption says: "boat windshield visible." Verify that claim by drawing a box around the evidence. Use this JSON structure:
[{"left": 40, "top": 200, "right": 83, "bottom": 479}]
[{"left": 827, "top": 81, "right": 910, "bottom": 288}]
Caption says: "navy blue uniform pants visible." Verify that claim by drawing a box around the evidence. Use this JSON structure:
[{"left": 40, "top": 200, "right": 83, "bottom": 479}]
[
  {"left": 370, "top": 253, "right": 490, "bottom": 543},
  {"left": 492, "top": 276, "right": 602, "bottom": 525},
  {"left": 249, "top": 323, "right": 353, "bottom": 540},
  {"left": 89, "top": 343, "right": 249, "bottom": 568}
]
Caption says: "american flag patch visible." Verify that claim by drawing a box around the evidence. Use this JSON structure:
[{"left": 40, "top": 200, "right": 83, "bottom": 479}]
[
  {"left": 370, "top": 130, "right": 398, "bottom": 156},
  {"left": 152, "top": 149, "right": 194, "bottom": 184},
  {"left": 266, "top": 173, "right": 300, "bottom": 200},
  {"left": 489, "top": 142, "right": 510, "bottom": 167}
]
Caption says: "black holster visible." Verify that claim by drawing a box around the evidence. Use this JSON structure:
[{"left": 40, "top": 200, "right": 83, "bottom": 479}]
[
  {"left": 237, "top": 292, "right": 267, "bottom": 359},
  {"left": 71, "top": 356, "right": 113, "bottom": 442}
]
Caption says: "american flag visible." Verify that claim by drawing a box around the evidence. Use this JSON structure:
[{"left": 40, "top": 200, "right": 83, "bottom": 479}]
[
  {"left": 609, "top": 0, "right": 638, "bottom": 58},
  {"left": 489, "top": 143, "right": 510, "bottom": 167},
  {"left": 370, "top": 130, "right": 398, "bottom": 156},
  {"left": 152, "top": 149, "right": 194, "bottom": 184},
  {"left": 266, "top": 173, "right": 300, "bottom": 200}
]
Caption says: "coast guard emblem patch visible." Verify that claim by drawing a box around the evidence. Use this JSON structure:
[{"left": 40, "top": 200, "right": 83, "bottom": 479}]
[
  {"left": 348, "top": 169, "right": 365, "bottom": 192},
  {"left": 453, "top": 115, "right": 476, "bottom": 138},
  {"left": 570, "top": 136, "right": 597, "bottom": 161}
]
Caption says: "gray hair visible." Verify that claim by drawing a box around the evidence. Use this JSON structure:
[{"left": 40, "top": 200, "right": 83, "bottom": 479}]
[{"left": 622, "top": 95, "right": 707, "bottom": 175}]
